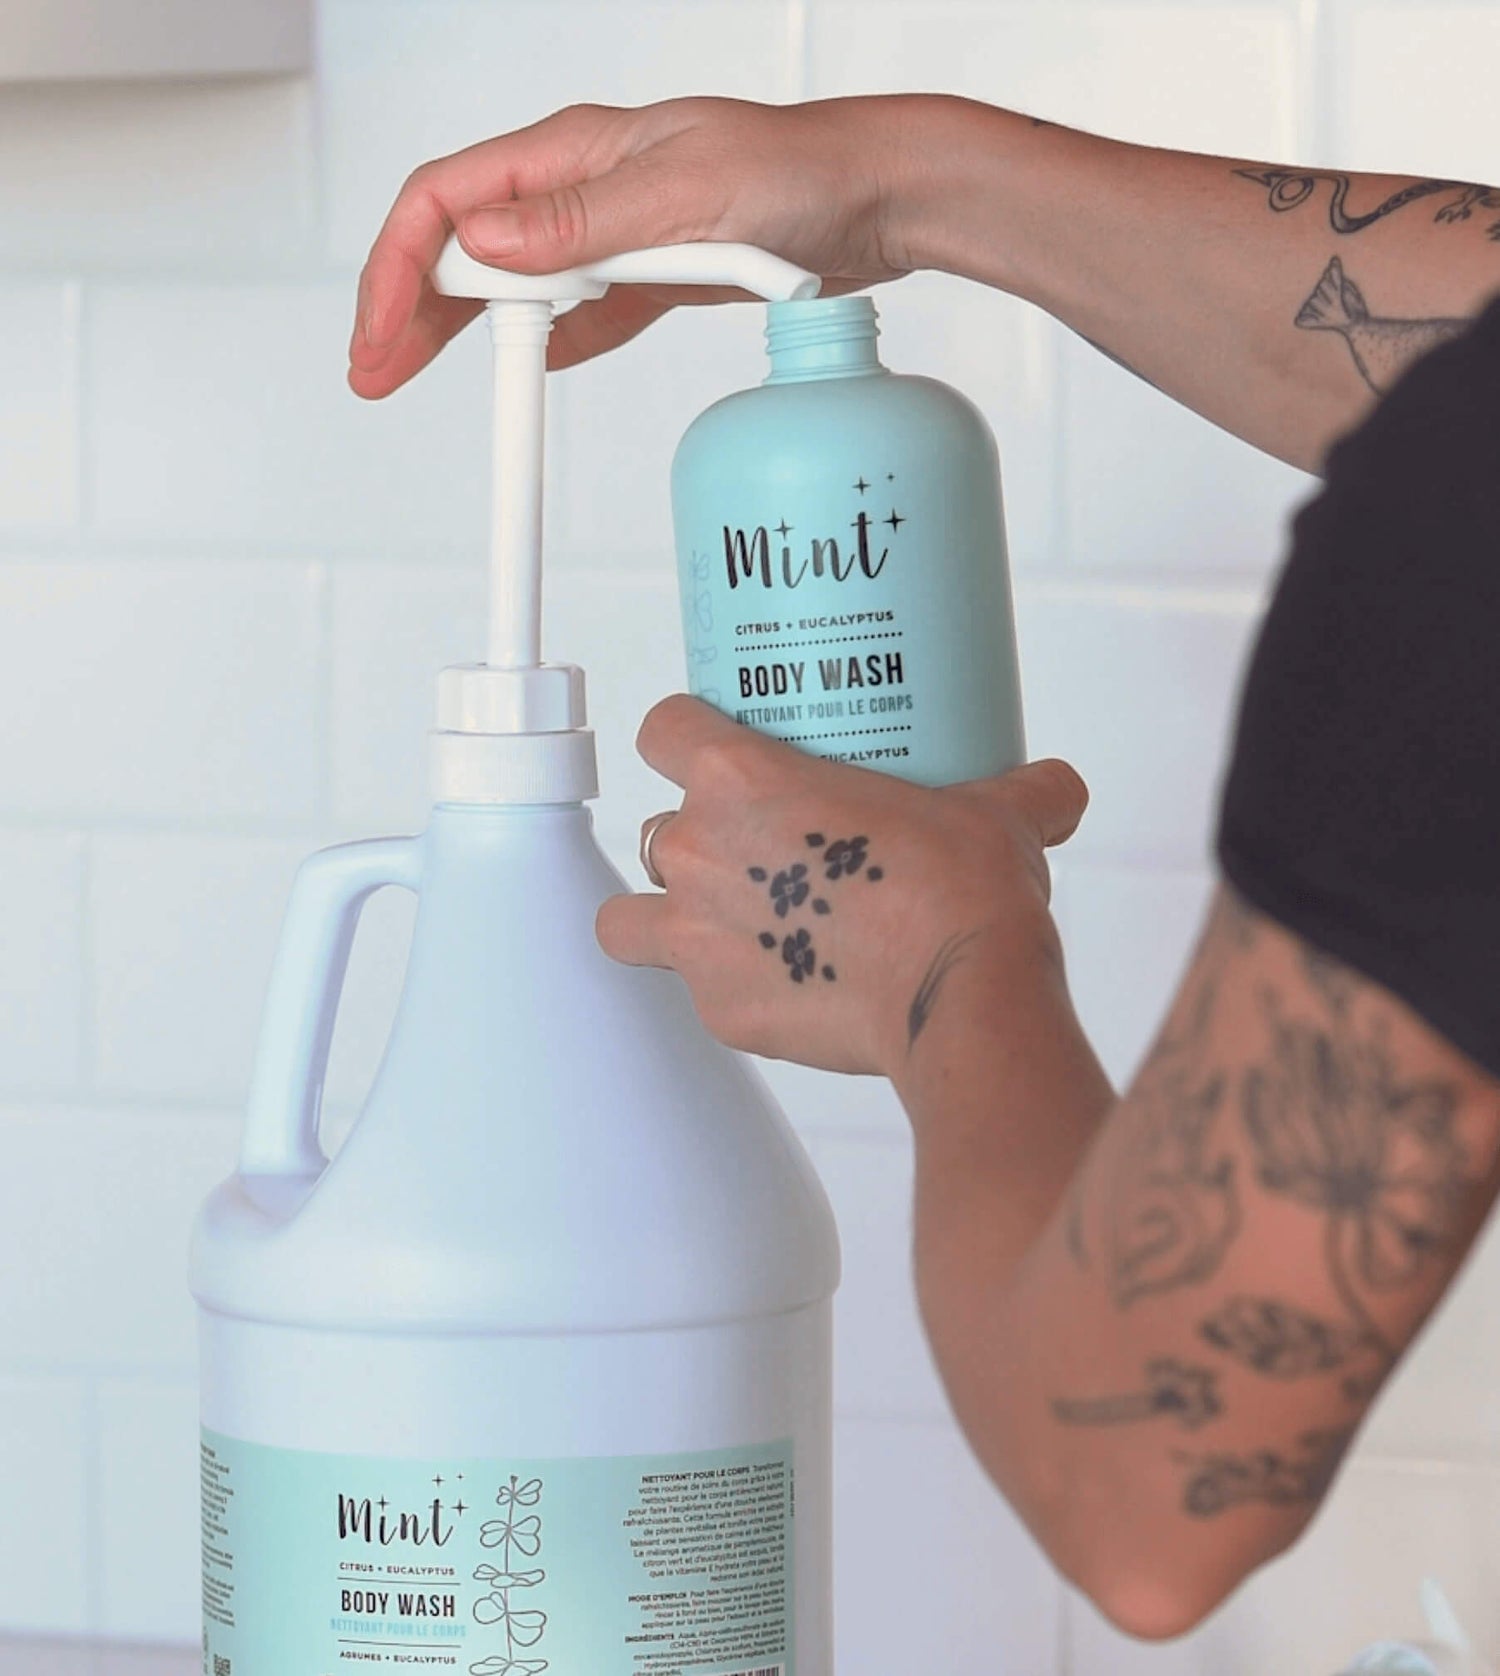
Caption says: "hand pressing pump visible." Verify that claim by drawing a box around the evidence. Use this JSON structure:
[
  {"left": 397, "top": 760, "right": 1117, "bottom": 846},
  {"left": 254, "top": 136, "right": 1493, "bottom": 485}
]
[{"left": 191, "top": 240, "right": 838, "bottom": 1676}]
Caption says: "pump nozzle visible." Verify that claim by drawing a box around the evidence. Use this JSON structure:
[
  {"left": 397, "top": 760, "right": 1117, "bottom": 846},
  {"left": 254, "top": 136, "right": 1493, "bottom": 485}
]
[{"left": 428, "top": 238, "right": 820, "bottom": 806}]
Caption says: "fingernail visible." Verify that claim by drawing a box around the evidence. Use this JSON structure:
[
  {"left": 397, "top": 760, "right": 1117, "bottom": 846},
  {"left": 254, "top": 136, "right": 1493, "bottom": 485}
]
[{"left": 465, "top": 206, "right": 524, "bottom": 257}]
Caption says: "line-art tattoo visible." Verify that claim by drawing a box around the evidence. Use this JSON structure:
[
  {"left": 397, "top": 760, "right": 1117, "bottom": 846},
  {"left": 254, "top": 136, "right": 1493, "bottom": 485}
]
[
  {"left": 1296, "top": 257, "right": 1469, "bottom": 394},
  {"left": 1198, "top": 1295, "right": 1357, "bottom": 1380},
  {"left": 1235, "top": 168, "right": 1500, "bottom": 239},
  {"left": 1052, "top": 1358, "right": 1221, "bottom": 1433},
  {"left": 1103, "top": 979, "right": 1240, "bottom": 1307},
  {"left": 1299, "top": 941, "right": 1360, "bottom": 1016},
  {"left": 907, "top": 931, "right": 979, "bottom": 1049},
  {"left": 1177, "top": 1428, "right": 1351, "bottom": 1519},
  {"left": 1242, "top": 996, "right": 1468, "bottom": 1364}
]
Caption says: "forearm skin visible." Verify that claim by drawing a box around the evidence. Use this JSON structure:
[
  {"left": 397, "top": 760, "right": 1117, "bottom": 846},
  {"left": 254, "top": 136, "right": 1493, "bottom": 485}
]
[{"left": 889, "top": 97, "right": 1500, "bottom": 472}]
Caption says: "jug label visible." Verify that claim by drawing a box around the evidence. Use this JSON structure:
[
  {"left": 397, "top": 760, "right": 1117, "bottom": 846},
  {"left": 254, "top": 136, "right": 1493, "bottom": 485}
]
[{"left": 202, "top": 1428, "right": 794, "bottom": 1676}]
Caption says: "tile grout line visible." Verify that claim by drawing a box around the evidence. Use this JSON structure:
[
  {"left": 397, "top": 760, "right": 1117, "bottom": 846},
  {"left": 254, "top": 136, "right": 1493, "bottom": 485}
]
[
  {"left": 1296, "top": 0, "right": 1330, "bottom": 164},
  {"left": 787, "top": 0, "right": 811, "bottom": 102}
]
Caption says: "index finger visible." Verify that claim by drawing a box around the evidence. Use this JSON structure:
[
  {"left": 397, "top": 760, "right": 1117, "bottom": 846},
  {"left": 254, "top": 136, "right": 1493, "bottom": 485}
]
[
  {"left": 350, "top": 107, "right": 621, "bottom": 374},
  {"left": 636, "top": 694, "right": 777, "bottom": 790}
]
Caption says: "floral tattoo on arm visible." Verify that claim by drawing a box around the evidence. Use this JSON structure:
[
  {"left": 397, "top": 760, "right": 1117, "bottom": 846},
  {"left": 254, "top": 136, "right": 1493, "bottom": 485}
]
[{"left": 1055, "top": 891, "right": 1474, "bottom": 1518}]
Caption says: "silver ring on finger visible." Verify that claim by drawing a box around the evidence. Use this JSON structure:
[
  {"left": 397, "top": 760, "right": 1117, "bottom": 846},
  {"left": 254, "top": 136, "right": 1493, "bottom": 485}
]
[{"left": 639, "top": 810, "right": 678, "bottom": 889}]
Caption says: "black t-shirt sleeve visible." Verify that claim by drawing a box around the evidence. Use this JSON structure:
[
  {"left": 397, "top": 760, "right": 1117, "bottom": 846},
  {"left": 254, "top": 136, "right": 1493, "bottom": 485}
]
[{"left": 1218, "top": 292, "right": 1500, "bottom": 1078}]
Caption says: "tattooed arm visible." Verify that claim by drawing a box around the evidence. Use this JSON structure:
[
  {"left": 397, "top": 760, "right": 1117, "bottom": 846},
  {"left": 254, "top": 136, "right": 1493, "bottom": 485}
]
[
  {"left": 913, "top": 103, "right": 1500, "bottom": 470},
  {"left": 900, "top": 886, "right": 1500, "bottom": 1637},
  {"left": 352, "top": 97, "right": 1497, "bottom": 471},
  {"left": 599, "top": 697, "right": 1500, "bottom": 1636}
]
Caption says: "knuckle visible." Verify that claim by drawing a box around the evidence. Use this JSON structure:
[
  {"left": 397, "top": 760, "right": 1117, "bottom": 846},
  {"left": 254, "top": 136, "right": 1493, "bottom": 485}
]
[
  {"left": 401, "top": 159, "right": 442, "bottom": 198},
  {"left": 651, "top": 812, "right": 696, "bottom": 875},
  {"left": 694, "top": 733, "right": 761, "bottom": 792},
  {"left": 1037, "top": 755, "right": 1090, "bottom": 809},
  {"left": 635, "top": 692, "right": 690, "bottom": 761},
  {"left": 558, "top": 100, "right": 611, "bottom": 124},
  {"left": 537, "top": 182, "right": 591, "bottom": 252},
  {"left": 594, "top": 895, "right": 630, "bottom": 955}
]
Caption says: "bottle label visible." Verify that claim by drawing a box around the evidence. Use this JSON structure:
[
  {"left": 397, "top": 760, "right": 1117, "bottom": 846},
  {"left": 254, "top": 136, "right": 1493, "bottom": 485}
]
[
  {"left": 690, "top": 504, "right": 918, "bottom": 774},
  {"left": 202, "top": 1427, "right": 795, "bottom": 1676}
]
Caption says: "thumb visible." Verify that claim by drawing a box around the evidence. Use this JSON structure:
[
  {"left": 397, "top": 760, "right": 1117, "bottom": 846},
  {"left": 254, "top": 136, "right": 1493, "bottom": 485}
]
[
  {"left": 974, "top": 758, "right": 1090, "bottom": 848},
  {"left": 459, "top": 165, "right": 674, "bottom": 275}
]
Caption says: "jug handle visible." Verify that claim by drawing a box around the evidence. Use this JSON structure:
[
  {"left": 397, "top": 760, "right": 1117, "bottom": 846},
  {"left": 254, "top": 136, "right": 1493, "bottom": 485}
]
[{"left": 239, "top": 836, "right": 423, "bottom": 1178}]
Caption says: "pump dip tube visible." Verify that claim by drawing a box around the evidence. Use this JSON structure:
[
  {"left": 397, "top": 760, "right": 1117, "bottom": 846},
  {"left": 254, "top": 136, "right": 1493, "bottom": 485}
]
[{"left": 191, "top": 241, "right": 839, "bottom": 1676}]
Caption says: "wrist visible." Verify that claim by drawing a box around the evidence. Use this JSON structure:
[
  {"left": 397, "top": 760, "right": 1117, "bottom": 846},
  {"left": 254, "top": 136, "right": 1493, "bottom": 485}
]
[
  {"left": 874, "top": 96, "right": 1039, "bottom": 298},
  {"left": 871, "top": 903, "right": 1063, "bottom": 1083},
  {"left": 876, "top": 95, "right": 1116, "bottom": 314}
]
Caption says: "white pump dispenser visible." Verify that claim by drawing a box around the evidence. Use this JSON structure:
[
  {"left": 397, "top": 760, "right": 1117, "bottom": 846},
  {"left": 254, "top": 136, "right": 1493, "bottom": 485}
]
[
  {"left": 191, "top": 238, "right": 838, "bottom": 1676},
  {"left": 429, "top": 239, "right": 819, "bottom": 806}
]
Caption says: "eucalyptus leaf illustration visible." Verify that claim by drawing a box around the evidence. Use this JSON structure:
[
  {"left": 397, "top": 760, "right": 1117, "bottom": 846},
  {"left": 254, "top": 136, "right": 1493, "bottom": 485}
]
[
  {"left": 473, "top": 1564, "right": 502, "bottom": 1581},
  {"left": 469, "top": 1658, "right": 549, "bottom": 1675},
  {"left": 488, "top": 1512, "right": 542, "bottom": 1557},
  {"left": 471, "top": 1601, "right": 547, "bottom": 1647},
  {"left": 497, "top": 1476, "right": 544, "bottom": 1508}
]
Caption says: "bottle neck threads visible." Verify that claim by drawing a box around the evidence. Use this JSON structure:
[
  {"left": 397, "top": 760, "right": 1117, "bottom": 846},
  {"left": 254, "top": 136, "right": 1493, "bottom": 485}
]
[{"left": 764, "top": 296, "right": 884, "bottom": 384}]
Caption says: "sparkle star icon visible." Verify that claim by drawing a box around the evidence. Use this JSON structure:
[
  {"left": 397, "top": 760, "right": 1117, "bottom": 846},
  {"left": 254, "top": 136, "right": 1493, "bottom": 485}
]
[
  {"left": 433, "top": 1475, "right": 444, "bottom": 1487},
  {"left": 886, "top": 471, "right": 895, "bottom": 480},
  {"left": 453, "top": 1500, "right": 468, "bottom": 1517},
  {"left": 853, "top": 477, "right": 869, "bottom": 494},
  {"left": 774, "top": 519, "right": 793, "bottom": 538},
  {"left": 884, "top": 509, "right": 905, "bottom": 531},
  {"left": 378, "top": 1497, "right": 389, "bottom": 1511}
]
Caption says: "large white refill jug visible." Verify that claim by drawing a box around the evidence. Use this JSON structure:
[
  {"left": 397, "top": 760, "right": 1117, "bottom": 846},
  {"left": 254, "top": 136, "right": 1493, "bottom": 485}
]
[{"left": 191, "top": 241, "right": 840, "bottom": 1676}]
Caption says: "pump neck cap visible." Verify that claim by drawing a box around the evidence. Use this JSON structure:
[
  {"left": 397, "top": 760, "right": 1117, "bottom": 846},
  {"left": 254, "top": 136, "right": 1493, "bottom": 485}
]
[{"left": 430, "top": 662, "right": 599, "bottom": 806}]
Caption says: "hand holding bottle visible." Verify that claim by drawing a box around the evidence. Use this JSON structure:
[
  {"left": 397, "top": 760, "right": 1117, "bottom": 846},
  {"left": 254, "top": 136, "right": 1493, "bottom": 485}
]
[
  {"left": 597, "top": 695, "right": 1088, "bottom": 1076},
  {"left": 348, "top": 95, "right": 928, "bottom": 398}
]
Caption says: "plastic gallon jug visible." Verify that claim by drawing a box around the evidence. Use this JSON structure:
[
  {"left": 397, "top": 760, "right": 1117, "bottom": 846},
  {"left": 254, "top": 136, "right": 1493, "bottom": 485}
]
[{"left": 191, "top": 240, "right": 841, "bottom": 1676}]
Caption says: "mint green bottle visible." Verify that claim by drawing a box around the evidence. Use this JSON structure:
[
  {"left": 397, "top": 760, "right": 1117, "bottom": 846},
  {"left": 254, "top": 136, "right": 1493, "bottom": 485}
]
[{"left": 671, "top": 294, "right": 1025, "bottom": 786}]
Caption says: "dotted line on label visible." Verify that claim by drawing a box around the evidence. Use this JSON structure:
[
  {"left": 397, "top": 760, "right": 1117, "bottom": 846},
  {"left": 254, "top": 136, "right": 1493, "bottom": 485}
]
[
  {"left": 735, "top": 631, "right": 905, "bottom": 651},
  {"left": 780, "top": 725, "right": 915, "bottom": 741}
]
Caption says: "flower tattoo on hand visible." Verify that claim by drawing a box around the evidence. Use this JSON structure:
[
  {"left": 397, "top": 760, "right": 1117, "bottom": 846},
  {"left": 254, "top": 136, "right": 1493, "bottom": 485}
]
[
  {"left": 783, "top": 929, "right": 816, "bottom": 983},
  {"left": 747, "top": 823, "right": 885, "bottom": 985},
  {"left": 769, "top": 863, "right": 811, "bottom": 917},
  {"left": 822, "top": 836, "right": 868, "bottom": 879}
]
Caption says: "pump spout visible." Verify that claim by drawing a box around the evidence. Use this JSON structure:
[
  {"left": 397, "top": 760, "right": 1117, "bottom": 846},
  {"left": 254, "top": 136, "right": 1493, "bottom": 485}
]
[{"left": 486, "top": 299, "right": 552, "bottom": 671}]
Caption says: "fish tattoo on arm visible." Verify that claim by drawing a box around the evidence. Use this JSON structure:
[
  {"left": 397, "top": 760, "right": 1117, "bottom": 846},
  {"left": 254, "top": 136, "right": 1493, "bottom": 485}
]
[{"left": 1295, "top": 257, "right": 1470, "bottom": 394}]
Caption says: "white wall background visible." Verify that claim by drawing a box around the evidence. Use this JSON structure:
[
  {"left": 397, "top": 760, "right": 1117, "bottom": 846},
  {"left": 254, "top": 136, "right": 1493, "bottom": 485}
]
[{"left": 1, "top": 1, "right": 1498, "bottom": 1670}]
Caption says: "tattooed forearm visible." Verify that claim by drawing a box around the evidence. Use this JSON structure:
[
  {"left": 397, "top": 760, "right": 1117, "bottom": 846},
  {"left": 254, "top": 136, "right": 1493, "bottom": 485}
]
[
  {"left": 1296, "top": 257, "right": 1470, "bottom": 394},
  {"left": 1242, "top": 994, "right": 1469, "bottom": 1365},
  {"left": 1100, "top": 965, "right": 1239, "bottom": 1305},
  {"left": 1236, "top": 168, "right": 1500, "bottom": 239},
  {"left": 1052, "top": 1358, "right": 1221, "bottom": 1432},
  {"left": 1198, "top": 1296, "right": 1357, "bottom": 1379},
  {"left": 1177, "top": 1428, "right": 1352, "bottom": 1519},
  {"left": 907, "top": 930, "right": 979, "bottom": 1049}
]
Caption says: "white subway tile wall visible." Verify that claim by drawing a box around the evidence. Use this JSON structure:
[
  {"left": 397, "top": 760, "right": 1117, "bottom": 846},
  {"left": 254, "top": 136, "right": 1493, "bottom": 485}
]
[{"left": 0, "top": 2, "right": 1491, "bottom": 1669}]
